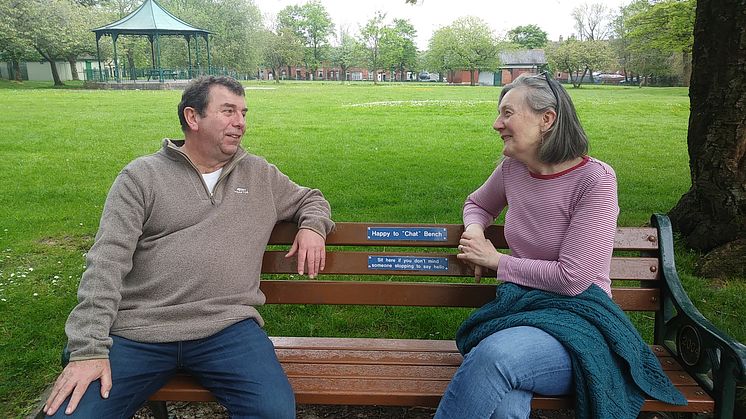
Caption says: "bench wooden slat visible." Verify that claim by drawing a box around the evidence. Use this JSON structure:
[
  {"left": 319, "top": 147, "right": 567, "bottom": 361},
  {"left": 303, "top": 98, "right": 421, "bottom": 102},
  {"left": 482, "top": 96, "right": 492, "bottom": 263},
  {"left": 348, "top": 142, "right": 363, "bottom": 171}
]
[
  {"left": 277, "top": 348, "right": 463, "bottom": 366},
  {"left": 260, "top": 280, "right": 661, "bottom": 311},
  {"left": 271, "top": 336, "right": 458, "bottom": 352},
  {"left": 640, "top": 386, "right": 714, "bottom": 413},
  {"left": 151, "top": 370, "right": 712, "bottom": 413},
  {"left": 295, "top": 378, "right": 713, "bottom": 412},
  {"left": 269, "top": 222, "right": 659, "bottom": 251},
  {"left": 266, "top": 362, "right": 700, "bottom": 386},
  {"left": 283, "top": 363, "right": 457, "bottom": 380},
  {"left": 262, "top": 252, "right": 660, "bottom": 281}
]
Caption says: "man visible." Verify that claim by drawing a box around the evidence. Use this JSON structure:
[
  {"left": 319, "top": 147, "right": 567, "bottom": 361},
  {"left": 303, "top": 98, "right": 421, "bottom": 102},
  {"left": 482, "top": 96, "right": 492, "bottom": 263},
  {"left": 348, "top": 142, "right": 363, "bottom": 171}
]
[{"left": 43, "top": 76, "right": 334, "bottom": 418}]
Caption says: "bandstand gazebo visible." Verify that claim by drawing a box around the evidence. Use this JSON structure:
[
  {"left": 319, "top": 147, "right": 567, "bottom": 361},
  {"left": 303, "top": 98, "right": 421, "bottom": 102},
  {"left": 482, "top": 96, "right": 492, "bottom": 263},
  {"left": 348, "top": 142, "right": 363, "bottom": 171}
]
[{"left": 92, "top": 0, "right": 210, "bottom": 82}]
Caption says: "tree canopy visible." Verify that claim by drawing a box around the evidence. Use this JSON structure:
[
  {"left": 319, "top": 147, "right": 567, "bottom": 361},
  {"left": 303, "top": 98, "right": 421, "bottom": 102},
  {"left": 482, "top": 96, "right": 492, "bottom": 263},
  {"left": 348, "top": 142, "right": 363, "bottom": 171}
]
[
  {"left": 277, "top": 0, "right": 334, "bottom": 78},
  {"left": 507, "top": 24, "right": 548, "bottom": 50},
  {"left": 380, "top": 18, "right": 418, "bottom": 81},
  {"left": 427, "top": 16, "right": 500, "bottom": 86}
]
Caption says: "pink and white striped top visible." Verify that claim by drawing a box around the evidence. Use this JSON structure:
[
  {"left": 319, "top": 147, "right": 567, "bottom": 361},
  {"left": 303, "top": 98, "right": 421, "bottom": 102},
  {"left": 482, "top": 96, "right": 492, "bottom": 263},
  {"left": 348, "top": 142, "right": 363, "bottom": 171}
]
[{"left": 463, "top": 156, "right": 619, "bottom": 297}]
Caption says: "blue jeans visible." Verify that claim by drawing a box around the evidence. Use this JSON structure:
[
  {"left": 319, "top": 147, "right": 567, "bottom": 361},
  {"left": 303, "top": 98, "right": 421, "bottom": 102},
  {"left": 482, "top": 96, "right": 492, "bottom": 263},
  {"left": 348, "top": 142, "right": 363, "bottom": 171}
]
[
  {"left": 435, "top": 326, "right": 573, "bottom": 419},
  {"left": 47, "top": 319, "right": 294, "bottom": 419}
]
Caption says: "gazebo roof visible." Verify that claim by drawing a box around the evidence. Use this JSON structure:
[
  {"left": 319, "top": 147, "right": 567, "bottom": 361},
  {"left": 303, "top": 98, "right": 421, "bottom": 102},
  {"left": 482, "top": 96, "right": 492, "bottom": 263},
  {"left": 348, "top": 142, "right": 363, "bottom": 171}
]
[{"left": 92, "top": 0, "right": 209, "bottom": 36}]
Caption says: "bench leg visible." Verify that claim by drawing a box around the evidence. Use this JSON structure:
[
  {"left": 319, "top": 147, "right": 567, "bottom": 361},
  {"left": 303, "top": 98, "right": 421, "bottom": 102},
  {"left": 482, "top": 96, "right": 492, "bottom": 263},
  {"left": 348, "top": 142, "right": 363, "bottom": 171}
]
[{"left": 147, "top": 401, "right": 168, "bottom": 419}]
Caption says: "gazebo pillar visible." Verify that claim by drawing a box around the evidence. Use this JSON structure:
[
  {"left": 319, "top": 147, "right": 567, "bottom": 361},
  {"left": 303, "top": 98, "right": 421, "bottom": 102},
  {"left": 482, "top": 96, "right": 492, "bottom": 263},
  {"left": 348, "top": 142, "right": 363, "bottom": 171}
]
[
  {"left": 206, "top": 35, "right": 211, "bottom": 76},
  {"left": 155, "top": 32, "right": 163, "bottom": 82},
  {"left": 95, "top": 34, "right": 103, "bottom": 81},
  {"left": 195, "top": 39, "right": 201, "bottom": 76},
  {"left": 112, "top": 33, "right": 120, "bottom": 83},
  {"left": 150, "top": 35, "right": 156, "bottom": 71},
  {"left": 186, "top": 35, "right": 193, "bottom": 79}
]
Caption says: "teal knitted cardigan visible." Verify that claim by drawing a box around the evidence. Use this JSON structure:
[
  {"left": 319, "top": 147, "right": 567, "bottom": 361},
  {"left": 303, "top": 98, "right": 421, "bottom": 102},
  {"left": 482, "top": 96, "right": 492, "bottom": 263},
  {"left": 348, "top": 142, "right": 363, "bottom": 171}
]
[{"left": 456, "top": 283, "right": 687, "bottom": 419}]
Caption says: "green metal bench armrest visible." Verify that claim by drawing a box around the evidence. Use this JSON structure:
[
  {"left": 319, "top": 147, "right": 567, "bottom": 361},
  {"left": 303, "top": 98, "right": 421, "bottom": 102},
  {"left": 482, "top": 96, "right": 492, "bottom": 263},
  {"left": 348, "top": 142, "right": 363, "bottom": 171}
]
[{"left": 651, "top": 213, "right": 746, "bottom": 419}]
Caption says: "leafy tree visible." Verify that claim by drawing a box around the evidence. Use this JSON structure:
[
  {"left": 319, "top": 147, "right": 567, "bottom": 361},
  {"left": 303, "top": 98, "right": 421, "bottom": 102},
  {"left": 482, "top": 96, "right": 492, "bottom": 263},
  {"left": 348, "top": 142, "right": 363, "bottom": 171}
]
[
  {"left": 0, "top": 0, "right": 35, "bottom": 81},
  {"left": 7, "top": 0, "right": 100, "bottom": 86},
  {"left": 380, "top": 18, "right": 417, "bottom": 81},
  {"left": 426, "top": 25, "right": 459, "bottom": 78},
  {"left": 610, "top": 0, "right": 649, "bottom": 83},
  {"left": 507, "top": 24, "right": 548, "bottom": 50},
  {"left": 427, "top": 16, "right": 499, "bottom": 86},
  {"left": 625, "top": 0, "right": 695, "bottom": 86},
  {"left": 547, "top": 39, "right": 584, "bottom": 86},
  {"left": 61, "top": 2, "right": 104, "bottom": 80},
  {"left": 277, "top": 0, "right": 334, "bottom": 79},
  {"left": 547, "top": 38, "right": 614, "bottom": 88},
  {"left": 262, "top": 27, "right": 304, "bottom": 83},
  {"left": 330, "top": 29, "right": 365, "bottom": 82},
  {"left": 359, "top": 11, "right": 387, "bottom": 84},
  {"left": 451, "top": 17, "right": 500, "bottom": 86}
]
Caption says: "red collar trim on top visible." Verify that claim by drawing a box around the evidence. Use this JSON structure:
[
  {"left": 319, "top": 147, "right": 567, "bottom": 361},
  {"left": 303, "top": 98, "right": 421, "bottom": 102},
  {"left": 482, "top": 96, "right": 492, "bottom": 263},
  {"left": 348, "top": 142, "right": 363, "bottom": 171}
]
[{"left": 530, "top": 155, "right": 590, "bottom": 179}]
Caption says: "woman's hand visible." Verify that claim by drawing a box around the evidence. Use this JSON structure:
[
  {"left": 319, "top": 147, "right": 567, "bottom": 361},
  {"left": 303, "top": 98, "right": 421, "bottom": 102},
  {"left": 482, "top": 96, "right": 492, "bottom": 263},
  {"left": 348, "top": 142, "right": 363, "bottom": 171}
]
[{"left": 457, "top": 225, "right": 501, "bottom": 282}]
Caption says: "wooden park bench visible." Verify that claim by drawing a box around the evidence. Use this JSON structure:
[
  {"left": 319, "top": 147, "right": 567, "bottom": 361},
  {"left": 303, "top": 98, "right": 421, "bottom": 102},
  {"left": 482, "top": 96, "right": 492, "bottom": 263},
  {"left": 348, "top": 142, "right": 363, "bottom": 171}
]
[{"left": 68, "top": 214, "right": 746, "bottom": 418}]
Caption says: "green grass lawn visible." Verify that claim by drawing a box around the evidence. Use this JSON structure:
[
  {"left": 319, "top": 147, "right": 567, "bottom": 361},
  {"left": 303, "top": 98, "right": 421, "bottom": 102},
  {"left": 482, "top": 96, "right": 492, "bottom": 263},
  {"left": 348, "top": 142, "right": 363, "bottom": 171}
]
[{"left": 0, "top": 79, "right": 743, "bottom": 417}]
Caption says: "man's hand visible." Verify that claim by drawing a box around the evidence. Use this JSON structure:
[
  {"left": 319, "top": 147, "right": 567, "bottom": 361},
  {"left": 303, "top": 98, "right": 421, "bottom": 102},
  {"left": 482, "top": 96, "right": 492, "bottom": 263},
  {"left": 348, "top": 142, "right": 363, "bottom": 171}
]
[
  {"left": 43, "top": 358, "right": 111, "bottom": 416},
  {"left": 285, "top": 228, "right": 326, "bottom": 278},
  {"left": 456, "top": 226, "right": 501, "bottom": 281}
]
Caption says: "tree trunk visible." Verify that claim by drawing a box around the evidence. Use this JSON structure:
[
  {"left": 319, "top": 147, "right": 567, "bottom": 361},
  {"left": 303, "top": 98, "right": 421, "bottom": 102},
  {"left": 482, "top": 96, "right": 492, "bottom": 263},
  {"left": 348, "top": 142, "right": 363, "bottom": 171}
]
[
  {"left": 35, "top": 47, "right": 64, "bottom": 86},
  {"left": 469, "top": 69, "right": 475, "bottom": 86},
  {"left": 669, "top": 0, "right": 746, "bottom": 252},
  {"left": 566, "top": 67, "right": 576, "bottom": 86},
  {"left": 12, "top": 60, "right": 22, "bottom": 81},
  {"left": 126, "top": 48, "right": 136, "bottom": 80},
  {"left": 49, "top": 59, "right": 64, "bottom": 86},
  {"left": 67, "top": 58, "right": 80, "bottom": 81},
  {"left": 573, "top": 68, "right": 588, "bottom": 88}
]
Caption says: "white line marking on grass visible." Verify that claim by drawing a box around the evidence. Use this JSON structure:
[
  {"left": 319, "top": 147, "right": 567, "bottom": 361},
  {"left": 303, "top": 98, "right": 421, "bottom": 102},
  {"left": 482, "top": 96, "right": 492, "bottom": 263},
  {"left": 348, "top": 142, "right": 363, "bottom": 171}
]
[{"left": 344, "top": 100, "right": 496, "bottom": 108}]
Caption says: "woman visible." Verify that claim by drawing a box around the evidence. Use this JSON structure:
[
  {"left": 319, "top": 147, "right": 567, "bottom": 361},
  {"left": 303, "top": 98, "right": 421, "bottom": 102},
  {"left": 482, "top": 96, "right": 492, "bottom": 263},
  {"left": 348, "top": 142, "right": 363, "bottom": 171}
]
[{"left": 434, "top": 73, "right": 684, "bottom": 418}]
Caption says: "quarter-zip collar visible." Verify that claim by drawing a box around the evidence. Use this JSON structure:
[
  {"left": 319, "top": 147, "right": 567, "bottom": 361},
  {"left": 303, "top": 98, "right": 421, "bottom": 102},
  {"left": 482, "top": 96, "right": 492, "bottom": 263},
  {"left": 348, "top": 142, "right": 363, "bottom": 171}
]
[{"left": 162, "top": 138, "right": 248, "bottom": 204}]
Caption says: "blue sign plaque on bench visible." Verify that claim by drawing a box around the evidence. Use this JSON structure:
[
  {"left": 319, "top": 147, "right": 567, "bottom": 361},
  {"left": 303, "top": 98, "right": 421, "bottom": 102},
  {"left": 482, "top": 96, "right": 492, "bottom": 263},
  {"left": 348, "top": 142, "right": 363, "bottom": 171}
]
[
  {"left": 367, "top": 226, "right": 448, "bottom": 241},
  {"left": 367, "top": 256, "right": 449, "bottom": 272}
]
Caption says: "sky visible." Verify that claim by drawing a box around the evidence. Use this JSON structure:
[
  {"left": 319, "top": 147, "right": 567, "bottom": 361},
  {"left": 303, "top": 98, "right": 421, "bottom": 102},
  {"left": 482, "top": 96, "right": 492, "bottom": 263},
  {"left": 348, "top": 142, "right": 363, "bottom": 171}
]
[{"left": 252, "top": 0, "right": 630, "bottom": 50}]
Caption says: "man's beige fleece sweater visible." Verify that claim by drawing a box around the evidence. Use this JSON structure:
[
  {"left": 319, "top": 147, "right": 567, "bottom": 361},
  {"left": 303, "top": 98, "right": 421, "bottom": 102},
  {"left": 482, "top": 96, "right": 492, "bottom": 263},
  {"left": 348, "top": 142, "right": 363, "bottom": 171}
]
[{"left": 66, "top": 139, "right": 334, "bottom": 361}]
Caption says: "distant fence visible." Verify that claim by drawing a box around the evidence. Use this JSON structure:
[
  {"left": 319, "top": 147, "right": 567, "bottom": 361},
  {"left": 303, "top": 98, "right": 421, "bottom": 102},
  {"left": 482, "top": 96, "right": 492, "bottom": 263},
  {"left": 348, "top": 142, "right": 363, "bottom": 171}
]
[{"left": 84, "top": 67, "right": 248, "bottom": 82}]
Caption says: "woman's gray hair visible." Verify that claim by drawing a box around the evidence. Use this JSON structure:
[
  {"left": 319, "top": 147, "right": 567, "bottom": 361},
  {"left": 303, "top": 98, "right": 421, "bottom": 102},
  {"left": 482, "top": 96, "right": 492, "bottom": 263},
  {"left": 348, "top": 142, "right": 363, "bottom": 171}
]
[{"left": 499, "top": 73, "right": 588, "bottom": 164}]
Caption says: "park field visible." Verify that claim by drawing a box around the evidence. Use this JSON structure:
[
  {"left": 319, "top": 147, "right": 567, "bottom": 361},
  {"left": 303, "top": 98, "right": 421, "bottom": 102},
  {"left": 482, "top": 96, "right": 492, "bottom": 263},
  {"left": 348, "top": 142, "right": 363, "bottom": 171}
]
[{"left": 0, "top": 79, "right": 743, "bottom": 416}]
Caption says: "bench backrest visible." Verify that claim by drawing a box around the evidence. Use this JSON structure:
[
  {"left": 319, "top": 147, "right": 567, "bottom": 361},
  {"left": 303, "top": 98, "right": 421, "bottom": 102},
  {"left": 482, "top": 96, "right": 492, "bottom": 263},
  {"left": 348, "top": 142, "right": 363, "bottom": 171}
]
[{"left": 260, "top": 222, "right": 662, "bottom": 312}]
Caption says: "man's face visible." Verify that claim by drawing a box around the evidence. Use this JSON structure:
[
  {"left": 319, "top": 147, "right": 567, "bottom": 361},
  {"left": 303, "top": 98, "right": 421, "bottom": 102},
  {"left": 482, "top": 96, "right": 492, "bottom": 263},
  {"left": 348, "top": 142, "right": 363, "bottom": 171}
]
[{"left": 193, "top": 85, "right": 248, "bottom": 161}]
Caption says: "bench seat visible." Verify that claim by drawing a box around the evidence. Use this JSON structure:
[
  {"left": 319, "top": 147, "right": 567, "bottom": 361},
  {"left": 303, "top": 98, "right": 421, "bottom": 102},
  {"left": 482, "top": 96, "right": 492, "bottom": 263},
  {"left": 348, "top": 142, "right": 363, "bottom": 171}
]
[{"left": 151, "top": 337, "right": 714, "bottom": 413}]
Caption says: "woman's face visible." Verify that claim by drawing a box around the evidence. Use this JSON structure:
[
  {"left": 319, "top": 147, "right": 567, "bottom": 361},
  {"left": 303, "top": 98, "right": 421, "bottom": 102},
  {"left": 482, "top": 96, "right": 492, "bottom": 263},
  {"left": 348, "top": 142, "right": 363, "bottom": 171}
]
[{"left": 493, "top": 87, "right": 545, "bottom": 163}]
